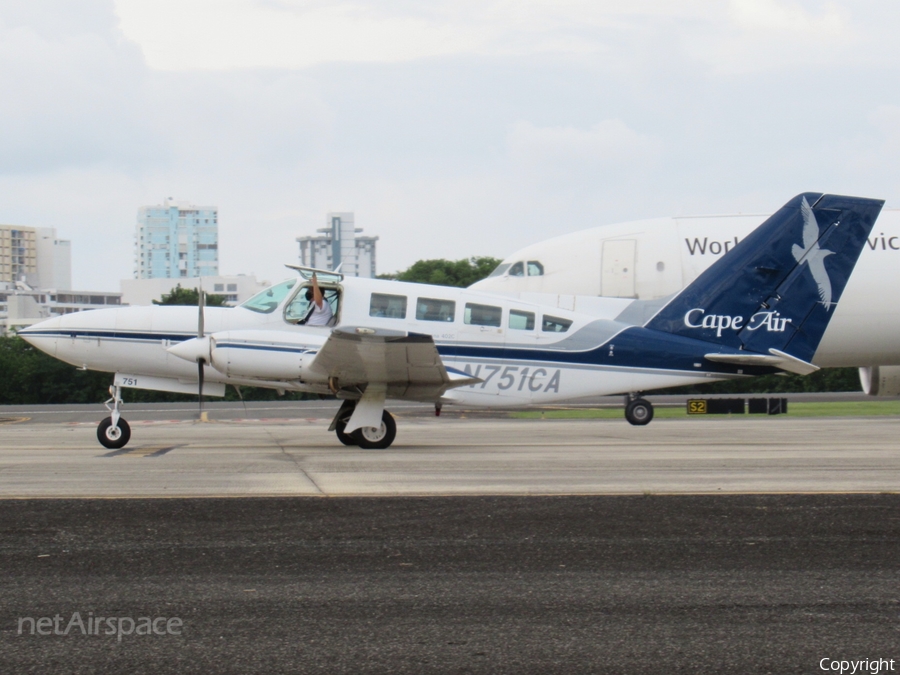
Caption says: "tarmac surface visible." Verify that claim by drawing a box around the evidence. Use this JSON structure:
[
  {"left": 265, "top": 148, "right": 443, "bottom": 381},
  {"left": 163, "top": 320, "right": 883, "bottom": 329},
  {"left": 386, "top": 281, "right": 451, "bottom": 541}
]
[
  {"left": 2, "top": 405, "right": 899, "bottom": 673},
  {"left": 2, "top": 495, "right": 899, "bottom": 674},
  {"left": 0, "top": 407, "right": 898, "bottom": 496}
]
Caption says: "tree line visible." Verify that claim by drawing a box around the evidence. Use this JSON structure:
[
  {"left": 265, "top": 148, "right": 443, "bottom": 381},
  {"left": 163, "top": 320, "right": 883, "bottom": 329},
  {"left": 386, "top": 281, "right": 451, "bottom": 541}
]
[{"left": 0, "top": 269, "right": 863, "bottom": 405}]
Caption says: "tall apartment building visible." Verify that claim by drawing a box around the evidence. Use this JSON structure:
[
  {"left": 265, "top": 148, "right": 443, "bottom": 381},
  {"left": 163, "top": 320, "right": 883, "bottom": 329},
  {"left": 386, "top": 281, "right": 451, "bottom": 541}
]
[
  {"left": 0, "top": 225, "right": 71, "bottom": 290},
  {"left": 296, "top": 212, "right": 378, "bottom": 277},
  {"left": 135, "top": 199, "right": 218, "bottom": 279}
]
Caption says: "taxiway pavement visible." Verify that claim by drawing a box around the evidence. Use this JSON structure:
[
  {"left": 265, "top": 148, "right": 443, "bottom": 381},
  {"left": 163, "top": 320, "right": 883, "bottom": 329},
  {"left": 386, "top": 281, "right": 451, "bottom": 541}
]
[{"left": 0, "top": 412, "right": 898, "bottom": 497}]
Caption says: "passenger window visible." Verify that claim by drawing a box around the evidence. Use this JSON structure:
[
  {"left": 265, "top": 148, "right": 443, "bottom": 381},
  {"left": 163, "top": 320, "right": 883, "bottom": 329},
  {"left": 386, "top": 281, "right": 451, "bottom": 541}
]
[
  {"left": 416, "top": 298, "right": 456, "bottom": 322},
  {"left": 508, "top": 262, "right": 525, "bottom": 277},
  {"left": 464, "top": 303, "right": 502, "bottom": 327},
  {"left": 509, "top": 309, "right": 535, "bottom": 330},
  {"left": 542, "top": 315, "right": 572, "bottom": 333},
  {"left": 370, "top": 293, "right": 407, "bottom": 319},
  {"left": 527, "top": 261, "right": 544, "bottom": 276}
]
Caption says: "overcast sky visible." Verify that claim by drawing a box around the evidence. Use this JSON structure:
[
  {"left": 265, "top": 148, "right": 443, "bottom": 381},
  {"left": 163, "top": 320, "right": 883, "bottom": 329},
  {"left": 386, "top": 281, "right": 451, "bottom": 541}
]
[{"left": 2, "top": 0, "right": 899, "bottom": 290}]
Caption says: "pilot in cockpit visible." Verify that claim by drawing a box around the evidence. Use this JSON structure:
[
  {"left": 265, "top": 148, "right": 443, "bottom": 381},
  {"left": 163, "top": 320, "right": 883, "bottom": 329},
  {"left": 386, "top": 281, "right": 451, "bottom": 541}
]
[{"left": 300, "top": 273, "right": 335, "bottom": 326}]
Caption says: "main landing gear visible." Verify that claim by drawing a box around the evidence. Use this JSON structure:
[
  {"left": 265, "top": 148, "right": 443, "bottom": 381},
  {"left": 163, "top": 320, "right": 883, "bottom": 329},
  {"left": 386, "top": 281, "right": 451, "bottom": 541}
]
[
  {"left": 98, "top": 385, "right": 131, "bottom": 449},
  {"left": 331, "top": 400, "right": 397, "bottom": 449},
  {"left": 624, "top": 394, "right": 654, "bottom": 426}
]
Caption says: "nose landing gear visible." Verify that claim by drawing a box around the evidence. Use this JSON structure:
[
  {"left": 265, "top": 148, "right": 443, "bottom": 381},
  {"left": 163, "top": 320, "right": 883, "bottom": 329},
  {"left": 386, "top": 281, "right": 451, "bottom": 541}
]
[{"left": 98, "top": 384, "right": 131, "bottom": 449}]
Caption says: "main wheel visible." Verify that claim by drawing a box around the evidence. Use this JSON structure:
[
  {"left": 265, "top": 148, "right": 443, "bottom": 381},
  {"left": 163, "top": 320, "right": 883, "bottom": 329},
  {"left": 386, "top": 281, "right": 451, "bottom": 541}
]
[
  {"left": 335, "top": 418, "right": 358, "bottom": 446},
  {"left": 625, "top": 399, "right": 654, "bottom": 426},
  {"left": 97, "top": 416, "right": 131, "bottom": 449},
  {"left": 351, "top": 410, "right": 397, "bottom": 450}
]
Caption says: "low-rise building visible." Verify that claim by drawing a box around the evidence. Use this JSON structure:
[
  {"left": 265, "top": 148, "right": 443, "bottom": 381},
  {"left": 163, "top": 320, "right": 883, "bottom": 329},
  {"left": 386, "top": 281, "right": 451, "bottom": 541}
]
[
  {"left": 1, "top": 284, "right": 122, "bottom": 335},
  {"left": 120, "top": 274, "right": 268, "bottom": 307}
]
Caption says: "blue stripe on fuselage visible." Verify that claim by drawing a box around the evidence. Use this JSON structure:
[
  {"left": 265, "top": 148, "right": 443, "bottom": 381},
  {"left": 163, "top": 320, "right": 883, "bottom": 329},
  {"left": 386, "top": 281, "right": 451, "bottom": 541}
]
[
  {"left": 19, "top": 329, "right": 195, "bottom": 343},
  {"left": 214, "top": 342, "right": 314, "bottom": 355}
]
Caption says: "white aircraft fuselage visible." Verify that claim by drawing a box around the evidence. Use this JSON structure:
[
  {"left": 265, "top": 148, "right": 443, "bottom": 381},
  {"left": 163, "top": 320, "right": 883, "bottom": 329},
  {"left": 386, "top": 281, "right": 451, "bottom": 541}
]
[
  {"left": 471, "top": 210, "right": 900, "bottom": 367},
  {"left": 20, "top": 275, "right": 734, "bottom": 408}
]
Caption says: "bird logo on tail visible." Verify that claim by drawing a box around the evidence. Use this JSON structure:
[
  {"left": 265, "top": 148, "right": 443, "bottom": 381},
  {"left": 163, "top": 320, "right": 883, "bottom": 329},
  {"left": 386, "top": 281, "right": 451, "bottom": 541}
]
[{"left": 792, "top": 196, "right": 835, "bottom": 310}]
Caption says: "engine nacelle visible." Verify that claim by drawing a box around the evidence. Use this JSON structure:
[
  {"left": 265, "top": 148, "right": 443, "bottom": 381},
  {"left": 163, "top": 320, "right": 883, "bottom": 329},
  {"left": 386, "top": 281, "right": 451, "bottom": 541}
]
[
  {"left": 207, "top": 331, "right": 317, "bottom": 381},
  {"left": 859, "top": 366, "right": 900, "bottom": 396}
]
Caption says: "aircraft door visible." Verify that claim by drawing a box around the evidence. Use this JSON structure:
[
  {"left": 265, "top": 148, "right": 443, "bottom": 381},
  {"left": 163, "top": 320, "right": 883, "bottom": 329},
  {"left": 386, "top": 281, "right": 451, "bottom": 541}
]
[{"left": 601, "top": 239, "right": 637, "bottom": 298}]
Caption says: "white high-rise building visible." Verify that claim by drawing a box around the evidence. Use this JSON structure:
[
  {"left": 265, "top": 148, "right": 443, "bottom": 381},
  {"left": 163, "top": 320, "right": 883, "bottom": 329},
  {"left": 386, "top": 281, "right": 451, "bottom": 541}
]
[
  {"left": 135, "top": 199, "right": 218, "bottom": 279},
  {"left": 296, "top": 212, "right": 378, "bottom": 277}
]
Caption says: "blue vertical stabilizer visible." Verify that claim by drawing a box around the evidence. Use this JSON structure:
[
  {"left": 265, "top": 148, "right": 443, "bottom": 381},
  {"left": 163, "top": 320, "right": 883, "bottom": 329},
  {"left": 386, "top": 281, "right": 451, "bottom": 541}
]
[{"left": 645, "top": 193, "right": 884, "bottom": 362}]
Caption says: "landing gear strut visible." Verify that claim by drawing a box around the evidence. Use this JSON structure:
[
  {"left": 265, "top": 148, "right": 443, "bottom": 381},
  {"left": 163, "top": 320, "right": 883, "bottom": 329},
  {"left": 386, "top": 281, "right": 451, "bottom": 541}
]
[
  {"left": 98, "top": 384, "right": 131, "bottom": 449},
  {"left": 624, "top": 394, "right": 654, "bottom": 426}
]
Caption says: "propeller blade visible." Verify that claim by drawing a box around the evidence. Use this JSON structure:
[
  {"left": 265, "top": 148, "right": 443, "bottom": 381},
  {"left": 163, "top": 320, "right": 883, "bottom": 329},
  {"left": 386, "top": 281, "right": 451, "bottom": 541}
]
[
  {"left": 198, "top": 285, "right": 205, "bottom": 339},
  {"left": 198, "top": 359, "right": 205, "bottom": 415},
  {"left": 197, "top": 284, "right": 206, "bottom": 419}
]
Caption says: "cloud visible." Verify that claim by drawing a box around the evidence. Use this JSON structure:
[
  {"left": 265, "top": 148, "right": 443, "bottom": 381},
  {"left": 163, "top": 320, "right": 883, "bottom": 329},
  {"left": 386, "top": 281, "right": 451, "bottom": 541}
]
[
  {"left": 684, "top": 0, "right": 858, "bottom": 74},
  {"left": 0, "top": 1, "right": 158, "bottom": 174},
  {"left": 2, "top": 0, "right": 900, "bottom": 292},
  {"left": 115, "top": 0, "right": 489, "bottom": 70},
  {"left": 507, "top": 119, "right": 661, "bottom": 185}
]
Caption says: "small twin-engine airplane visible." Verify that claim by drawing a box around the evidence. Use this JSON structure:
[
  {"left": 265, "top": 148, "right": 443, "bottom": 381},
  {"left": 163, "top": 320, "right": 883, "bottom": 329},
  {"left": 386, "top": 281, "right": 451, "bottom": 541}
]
[{"left": 20, "top": 193, "right": 883, "bottom": 450}]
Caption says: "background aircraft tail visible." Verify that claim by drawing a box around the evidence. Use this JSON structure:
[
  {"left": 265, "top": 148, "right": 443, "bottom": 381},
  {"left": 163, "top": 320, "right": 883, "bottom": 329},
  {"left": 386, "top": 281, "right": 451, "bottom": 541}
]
[{"left": 644, "top": 192, "right": 884, "bottom": 363}]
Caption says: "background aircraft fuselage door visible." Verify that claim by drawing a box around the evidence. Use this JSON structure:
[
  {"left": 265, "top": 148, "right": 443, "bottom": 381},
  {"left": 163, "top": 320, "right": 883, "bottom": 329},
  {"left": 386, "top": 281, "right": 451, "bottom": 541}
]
[{"left": 601, "top": 239, "right": 636, "bottom": 298}]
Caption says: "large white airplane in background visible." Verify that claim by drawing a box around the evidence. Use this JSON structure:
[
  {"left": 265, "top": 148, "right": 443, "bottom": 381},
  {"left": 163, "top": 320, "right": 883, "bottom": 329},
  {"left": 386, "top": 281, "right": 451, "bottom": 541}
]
[
  {"left": 472, "top": 205, "right": 900, "bottom": 398},
  {"left": 20, "top": 193, "right": 882, "bottom": 449}
]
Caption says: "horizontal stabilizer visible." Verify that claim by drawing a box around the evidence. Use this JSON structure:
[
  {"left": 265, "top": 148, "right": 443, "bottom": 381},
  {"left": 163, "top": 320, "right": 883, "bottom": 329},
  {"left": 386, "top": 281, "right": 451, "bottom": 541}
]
[
  {"left": 446, "top": 368, "right": 483, "bottom": 388},
  {"left": 704, "top": 349, "right": 820, "bottom": 376}
]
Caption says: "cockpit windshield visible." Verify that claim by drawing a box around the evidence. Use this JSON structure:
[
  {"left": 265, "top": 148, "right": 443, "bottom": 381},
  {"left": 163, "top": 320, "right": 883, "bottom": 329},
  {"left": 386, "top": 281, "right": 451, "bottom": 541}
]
[
  {"left": 240, "top": 279, "right": 297, "bottom": 314},
  {"left": 488, "top": 263, "right": 511, "bottom": 278}
]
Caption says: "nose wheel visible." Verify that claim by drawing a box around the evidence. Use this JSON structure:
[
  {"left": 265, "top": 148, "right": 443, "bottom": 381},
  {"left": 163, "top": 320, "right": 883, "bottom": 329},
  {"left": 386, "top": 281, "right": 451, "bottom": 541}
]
[
  {"left": 98, "top": 416, "right": 131, "bottom": 449},
  {"left": 98, "top": 384, "right": 131, "bottom": 449}
]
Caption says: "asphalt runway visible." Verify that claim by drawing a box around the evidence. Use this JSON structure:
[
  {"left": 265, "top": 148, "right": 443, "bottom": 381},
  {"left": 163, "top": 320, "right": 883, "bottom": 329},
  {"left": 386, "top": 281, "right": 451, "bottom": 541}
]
[
  {"left": 0, "top": 412, "right": 899, "bottom": 497},
  {"left": 2, "top": 409, "right": 899, "bottom": 673},
  {"left": 2, "top": 495, "right": 899, "bottom": 674}
]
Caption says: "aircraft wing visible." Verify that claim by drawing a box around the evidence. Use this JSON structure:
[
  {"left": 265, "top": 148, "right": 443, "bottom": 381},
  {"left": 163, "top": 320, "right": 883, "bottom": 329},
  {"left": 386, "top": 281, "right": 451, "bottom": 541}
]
[{"left": 307, "top": 326, "right": 480, "bottom": 399}]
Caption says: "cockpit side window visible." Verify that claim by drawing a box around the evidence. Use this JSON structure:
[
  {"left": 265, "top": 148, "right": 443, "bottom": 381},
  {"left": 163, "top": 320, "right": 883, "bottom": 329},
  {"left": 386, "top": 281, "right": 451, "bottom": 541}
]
[
  {"left": 527, "top": 261, "right": 544, "bottom": 276},
  {"left": 285, "top": 284, "right": 340, "bottom": 324},
  {"left": 508, "top": 262, "right": 525, "bottom": 277},
  {"left": 240, "top": 279, "right": 296, "bottom": 314}
]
